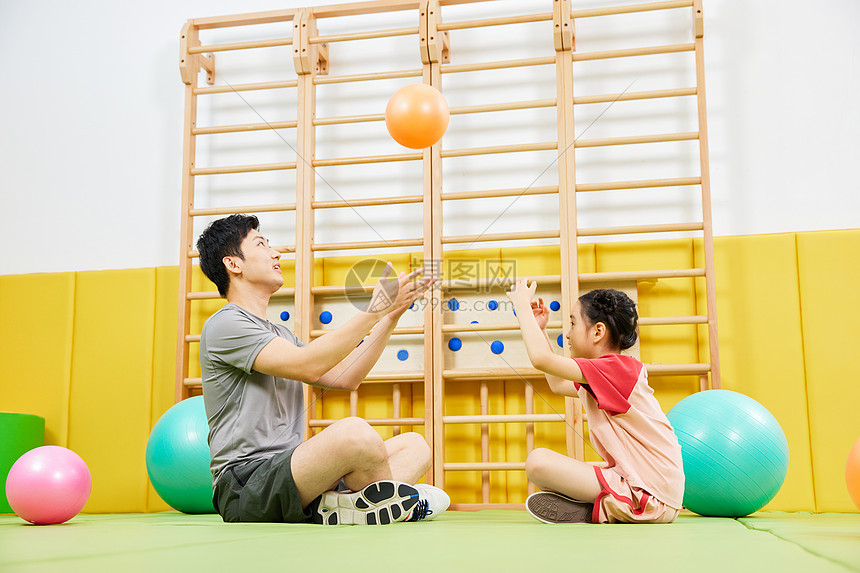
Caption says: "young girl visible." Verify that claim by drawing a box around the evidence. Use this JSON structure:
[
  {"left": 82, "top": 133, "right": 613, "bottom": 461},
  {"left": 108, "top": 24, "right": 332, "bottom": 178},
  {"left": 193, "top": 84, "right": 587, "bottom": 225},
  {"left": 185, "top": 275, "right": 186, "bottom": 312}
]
[{"left": 506, "top": 280, "right": 684, "bottom": 524}]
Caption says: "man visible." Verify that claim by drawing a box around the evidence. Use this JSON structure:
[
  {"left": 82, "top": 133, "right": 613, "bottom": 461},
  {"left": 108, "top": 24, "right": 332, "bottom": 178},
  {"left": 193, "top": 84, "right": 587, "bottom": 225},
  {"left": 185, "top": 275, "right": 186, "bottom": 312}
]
[{"left": 196, "top": 214, "right": 448, "bottom": 525}]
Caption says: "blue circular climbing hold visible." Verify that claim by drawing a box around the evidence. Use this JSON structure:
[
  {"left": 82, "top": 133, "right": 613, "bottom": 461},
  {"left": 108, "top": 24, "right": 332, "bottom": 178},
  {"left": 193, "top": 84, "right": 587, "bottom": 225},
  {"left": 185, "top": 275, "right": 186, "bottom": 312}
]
[
  {"left": 488, "top": 300, "right": 499, "bottom": 311},
  {"left": 280, "top": 310, "right": 290, "bottom": 321},
  {"left": 491, "top": 341, "right": 504, "bottom": 355},
  {"left": 447, "top": 298, "right": 460, "bottom": 312},
  {"left": 448, "top": 338, "right": 462, "bottom": 351},
  {"left": 409, "top": 302, "right": 415, "bottom": 310},
  {"left": 550, "top": 300, "right": 561, "bottom": 312},
  {"left": 471, "top": 321, "right": 479, "bottom": 324},
  {"left": 397, "top": 349, "right": 409, "bottom": 361},
  {"left": 557, "top": 334, "right": 564, "bottom": 347},
  {"left": 320, "top": 311, "right": 333, "bottom": 324}
]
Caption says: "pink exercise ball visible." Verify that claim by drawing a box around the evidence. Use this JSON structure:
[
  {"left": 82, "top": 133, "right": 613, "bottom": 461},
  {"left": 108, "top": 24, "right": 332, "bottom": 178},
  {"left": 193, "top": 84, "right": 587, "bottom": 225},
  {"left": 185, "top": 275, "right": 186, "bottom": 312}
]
[{"left": 5, "top": 446, "right": 92, "bottom": 525}]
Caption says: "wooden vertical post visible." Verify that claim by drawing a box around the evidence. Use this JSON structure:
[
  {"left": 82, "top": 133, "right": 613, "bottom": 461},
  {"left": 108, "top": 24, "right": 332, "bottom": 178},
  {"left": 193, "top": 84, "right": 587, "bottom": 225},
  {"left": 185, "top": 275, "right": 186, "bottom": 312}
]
[
  {"left": 293, "top": 9, "right": 319, "bottom": 436},
  {"left": 175, "top": 21, "right": 203, "bottom": 403},
  {"left": 421, "top": 0, "right": 445, "bottom": 488},
  {"left": 553, "top": 0, "right": 584, "bottom": 460},
  {"left": 693, "top": 0, "right": 720, "bottom": 390}
]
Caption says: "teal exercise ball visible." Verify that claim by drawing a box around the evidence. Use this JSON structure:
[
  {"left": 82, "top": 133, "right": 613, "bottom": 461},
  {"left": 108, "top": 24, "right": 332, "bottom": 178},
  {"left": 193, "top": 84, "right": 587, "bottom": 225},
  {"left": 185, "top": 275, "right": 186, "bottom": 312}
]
[
  {"left": 145, "top": 396, "right": 214, "bottom": 514},
  {"left": 667, "top": 390, "right": 788, "bottom": 517}
]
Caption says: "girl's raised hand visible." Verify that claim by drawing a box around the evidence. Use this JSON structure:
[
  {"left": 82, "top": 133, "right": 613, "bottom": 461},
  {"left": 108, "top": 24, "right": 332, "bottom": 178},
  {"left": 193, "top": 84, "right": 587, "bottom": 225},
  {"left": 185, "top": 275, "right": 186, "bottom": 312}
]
[
  {"left": 531, "top": 297, "right": 550, "bottom": 330},
  {"left": 505, "top": 278, "right": 537, "bottom": 308}
]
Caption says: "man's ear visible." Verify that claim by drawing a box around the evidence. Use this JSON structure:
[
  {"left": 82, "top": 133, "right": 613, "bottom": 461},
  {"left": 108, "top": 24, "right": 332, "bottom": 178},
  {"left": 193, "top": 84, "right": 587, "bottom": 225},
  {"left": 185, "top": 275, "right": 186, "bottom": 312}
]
[{"left": 223, "top": 255, "right": 242, "bottom": 277}]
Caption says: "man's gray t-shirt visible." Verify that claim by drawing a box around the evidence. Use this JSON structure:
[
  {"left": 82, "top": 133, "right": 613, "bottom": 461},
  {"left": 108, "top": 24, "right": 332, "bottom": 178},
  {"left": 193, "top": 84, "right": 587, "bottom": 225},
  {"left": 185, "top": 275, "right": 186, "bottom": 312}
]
[{"left": 200, "top": 303, "right": 305, "bottom": 484}]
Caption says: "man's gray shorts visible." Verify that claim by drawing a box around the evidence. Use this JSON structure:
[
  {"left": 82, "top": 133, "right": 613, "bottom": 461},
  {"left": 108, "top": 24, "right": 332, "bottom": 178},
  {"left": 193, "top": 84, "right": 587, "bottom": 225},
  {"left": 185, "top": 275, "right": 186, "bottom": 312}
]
[{"left": 213, "top": 447, "right": 310, "bottom": 523}]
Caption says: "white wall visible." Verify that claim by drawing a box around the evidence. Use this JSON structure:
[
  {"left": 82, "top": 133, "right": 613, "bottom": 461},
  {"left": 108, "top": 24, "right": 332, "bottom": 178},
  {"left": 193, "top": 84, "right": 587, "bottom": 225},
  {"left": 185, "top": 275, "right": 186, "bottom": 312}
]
[{"left": 1, "top": 0, "right": 858, "bottom": 276}]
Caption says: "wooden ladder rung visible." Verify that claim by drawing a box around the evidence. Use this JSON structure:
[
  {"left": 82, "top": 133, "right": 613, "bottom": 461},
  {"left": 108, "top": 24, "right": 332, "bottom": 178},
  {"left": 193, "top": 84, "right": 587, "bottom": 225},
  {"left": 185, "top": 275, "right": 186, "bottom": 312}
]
[
  {"left": 449, "top": 99, "right": 557, "bottom": 116},
  {"left": 441, "top": 186, "right": 558, "bottom": 201},
  {"left": 442, "top": 230, "right": 559, "bottom": 244},
  {"left": 188, "top": 245, "right": 295, "bottom": 258},
  {"left": 189, "top": 37, "right": 293, "bottom": 54},
  {"left": 445, "top": 462, "right": 526, "bottom": 471},
  {"left": 312, "top": 195, "right": 422, "bottom": 209},
  {"left": 647, "top": 363, "right": 711, "bottom": 375},
  {"left": 437, "top": 13, "right": 552, "bottom": 32},
  {"left": 311, "top": 284, "right": 373, "bottom": 296},
  {"left": 191, "top": 161, "right": 297, "bottom": 176},
  {"left": 443, "top": 414, "right": 565, "bottom": 424},
  {"left": 313, "top": 69, "right": 422, "bottom": 85},
  {"left": 442, "top": 142, "right": 557, "bottom": 159},
  {"left": 640, "top": 316, "right": 708, "bottom": 326},
  {"left": 364, "top": 372, "right": 425, "bottom": 383},
  {"left": 442, "top": 322, "right": 561, "bottom": 334},
  {"left": 311, "top": 326, "right": 424, "bottom": 338},
  {"left": 572, "top": 43, "right": 695, "bottom": 62},
  {"left": 314, "top": 113, "right": 385, "bottom": 126},
  {"left": 443, "top": 368, "right": 545, "bottom": 380},
  {"left": 193, "top": 120, "right": 297, "bottom": 135},
  {"left": 575, "top": 132, "right": 698, "bottom": 148},
  {"left": 572, "top": 0, "right": 692, "bottom": 20},
  {"left": 577, "top": 222, "right": 703, "bottom": 237},
  {"left": 186, "top": 286, "right": 295, "bottom": 300},
  {"left": 309, "top": 417, "right": 424, "bottom": 427},
  {"left": 311, "top": 238, "right": 424, "bottom": 252},
  {"left": 309, "top": 26, "right": 419, "bottom": 44},
  {"left": 194, "top": 80, "right": 298, "bottom": 95},
  {"left": 441, "top": 56, "right": 555, "bottom": 75},
  {"left": 579, "top": 268, "right": 705, "bottom": 282},
  {"left": 576, "top": 177, "right": 701, "bottom": 192},
  {"left": 190, "top": 203, "right": 297, "bottom": 217},
  {"left": 440, "top": 274, "right": 561, "bottom": 291},
  {"left": 574, "top": 87, "right": 696, "bottom": 106},
  {"left": 312, "top": 153, "right": 421, "bottom": 167}
]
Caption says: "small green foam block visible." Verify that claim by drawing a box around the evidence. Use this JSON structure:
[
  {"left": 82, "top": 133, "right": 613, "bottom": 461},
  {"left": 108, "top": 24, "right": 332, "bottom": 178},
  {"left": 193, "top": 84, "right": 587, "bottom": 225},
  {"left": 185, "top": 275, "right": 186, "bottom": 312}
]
[{"left": 0, "top": 413, "right": 45, "bottom": 513}]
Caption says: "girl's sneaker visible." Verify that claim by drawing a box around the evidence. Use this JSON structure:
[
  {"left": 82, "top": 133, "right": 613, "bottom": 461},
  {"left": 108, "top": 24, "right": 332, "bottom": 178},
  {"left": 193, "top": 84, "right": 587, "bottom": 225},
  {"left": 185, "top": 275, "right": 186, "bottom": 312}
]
[{"left": 526, "top": 491, "right": 594, "bottom": 524}]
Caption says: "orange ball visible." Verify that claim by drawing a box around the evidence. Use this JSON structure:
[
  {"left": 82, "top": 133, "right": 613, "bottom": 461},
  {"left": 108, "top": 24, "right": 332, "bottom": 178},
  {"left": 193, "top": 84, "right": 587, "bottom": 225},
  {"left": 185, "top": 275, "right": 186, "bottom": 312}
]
[
  {"left": 385, "top": 84, "right": 449, "bottom": 149},
  {"left": 847, "top": 436, "right": 860, "bottom": 511}
]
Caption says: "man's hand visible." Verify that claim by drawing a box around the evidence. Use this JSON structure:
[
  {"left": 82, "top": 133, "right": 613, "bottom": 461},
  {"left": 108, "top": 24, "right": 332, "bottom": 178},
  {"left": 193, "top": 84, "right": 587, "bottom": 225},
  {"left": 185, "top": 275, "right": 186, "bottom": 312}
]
[{"left": 367, "top": 263, "right": 435, "bottom": 318}]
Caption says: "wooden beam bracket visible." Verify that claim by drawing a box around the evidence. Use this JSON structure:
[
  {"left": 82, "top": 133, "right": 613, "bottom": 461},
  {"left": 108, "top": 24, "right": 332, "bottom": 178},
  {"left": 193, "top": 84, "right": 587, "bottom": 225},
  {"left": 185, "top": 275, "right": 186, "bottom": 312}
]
[
  {"left": 180, "top": 21, "right": 215, "bottom": 86},
  {"left": 693, "top": 0, "right": 704, "bottom": 38},
  {"left": 552, "top": 0, "right": 574, "bottom": 52},
  {"left": 293, "top": 9, "right": 328, "bottom": 75}
]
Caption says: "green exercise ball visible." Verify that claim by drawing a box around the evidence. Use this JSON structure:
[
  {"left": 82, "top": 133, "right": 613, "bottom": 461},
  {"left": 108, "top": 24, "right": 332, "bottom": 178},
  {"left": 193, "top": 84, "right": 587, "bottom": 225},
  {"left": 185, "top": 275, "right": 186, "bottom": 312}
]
[
  {"left": 667, "top": 390, "right": 789, "bottom": 518},
  {"left": 145, "top": 396, "right": 214, "bottom": 514}
]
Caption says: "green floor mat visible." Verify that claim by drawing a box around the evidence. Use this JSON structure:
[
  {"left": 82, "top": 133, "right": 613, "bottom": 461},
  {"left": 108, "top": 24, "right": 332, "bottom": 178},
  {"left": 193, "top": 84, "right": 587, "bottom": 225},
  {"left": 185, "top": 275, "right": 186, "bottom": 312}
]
[
  {"left": 739, "top": 512, "right": 860, "bottom": 572},
  {"left": 1, "top": 511, "right": 857, "bottom": 572}
]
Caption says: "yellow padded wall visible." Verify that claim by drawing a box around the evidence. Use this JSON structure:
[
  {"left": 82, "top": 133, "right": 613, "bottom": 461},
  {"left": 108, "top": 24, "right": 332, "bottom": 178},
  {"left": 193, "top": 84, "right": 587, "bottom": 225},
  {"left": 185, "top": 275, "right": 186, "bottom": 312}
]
[
  {"left": 0, "top": 272, "right": 75, "bottom": 446},
  {"left": 147, "top": 266, "right": 179, "bottom": 512},
  {"left": 797, "top": 230, "right": 860, "bottom": 512},
  {"left": 69, "top": 269, "right": 156, "bottom": 513},
  {"left": 705, "top": 234, "right": 815, "bottom": 511}
]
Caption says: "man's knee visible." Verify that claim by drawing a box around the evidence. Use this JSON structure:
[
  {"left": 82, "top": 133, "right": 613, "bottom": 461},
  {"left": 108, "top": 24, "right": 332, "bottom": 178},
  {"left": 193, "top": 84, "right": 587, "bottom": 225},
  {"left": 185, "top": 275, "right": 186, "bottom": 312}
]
[
  {"left": 403, "top": 432, "right": 432, "bottom": 468},
  {"left": 331, "top": 417, "right": 386, "bottom": 459}
]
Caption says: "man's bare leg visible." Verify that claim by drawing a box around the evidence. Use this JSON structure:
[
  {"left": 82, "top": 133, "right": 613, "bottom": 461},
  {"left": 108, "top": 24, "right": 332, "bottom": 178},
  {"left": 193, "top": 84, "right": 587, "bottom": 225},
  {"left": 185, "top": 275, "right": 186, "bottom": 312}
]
[
  {"left": 291, "top": 417, "right": 393, "bottom": 507},
  {"left": 383, "top": 432, "right": 432, "bottom": 484}
]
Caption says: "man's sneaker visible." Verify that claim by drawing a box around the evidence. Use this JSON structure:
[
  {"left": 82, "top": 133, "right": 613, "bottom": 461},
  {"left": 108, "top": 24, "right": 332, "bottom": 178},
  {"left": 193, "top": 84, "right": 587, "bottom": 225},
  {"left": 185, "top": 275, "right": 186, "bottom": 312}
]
[
  {"left": 404, "top": 483, "right": 450, "bottom": 522},
  {"left": 526, "top": 491, "right": 593, "bottom": 524},
  {"left": 311, "top": 480, "right": 419, "bottom": 525}
]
